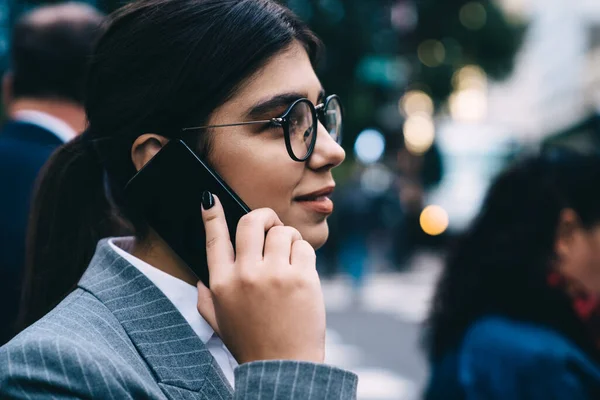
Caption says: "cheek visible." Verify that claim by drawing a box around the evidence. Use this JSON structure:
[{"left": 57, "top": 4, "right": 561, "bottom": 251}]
[
  {"left": 208, "top": 134, "right": 304, "bottom": 215},
  {"left": 578, "top": 239, "right": 600, "bottom": 289},
  {"left": 585, "top": 233, "right": 600, "bottom": 266},
  {"left": 590, "top": 244, "right": 600, "bottom": 270}
]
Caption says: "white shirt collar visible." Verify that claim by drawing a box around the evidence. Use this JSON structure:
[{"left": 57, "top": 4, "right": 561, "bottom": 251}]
[{"left": 13, "top": 109, "right": 77, "bottom": 143}]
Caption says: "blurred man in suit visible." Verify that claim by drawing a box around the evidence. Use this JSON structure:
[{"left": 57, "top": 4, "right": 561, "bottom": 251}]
[{"left": 0, "top": 3, "right": 104, "bottom": 344}]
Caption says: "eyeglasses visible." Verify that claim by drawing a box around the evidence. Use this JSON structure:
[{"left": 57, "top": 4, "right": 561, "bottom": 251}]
[{"left": 182, "top": 94, "right": 343, "bottom": 162}]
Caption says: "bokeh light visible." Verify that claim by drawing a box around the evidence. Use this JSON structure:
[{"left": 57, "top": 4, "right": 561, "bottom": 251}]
[
  {"left": 449, "top": 88, "right": 487, "bottom": 123},
  {"left": 390, "top": 2, "right": 418, "bottom": 31},
  {"left": 399, "top": 90, "right": 434, "bottom": 117},
  {"left": 403, "top": 115, "right": 435, "bottom": 155},
  {"left": 449, "top": 65, "right": 488, "bottom": 122},
  {"left": 418, "top": 40, "right": 446, "bottom": 67},
  {"left": 452, "top": 64, "right": 487, "bottom": 91},
  {"left": 420, "top": 205, "right": 449, "bottom": 236},
  {"left": 360, "top": 164, "right": 394, "bottom": 195},
  {"left": 459, "top": 2, "right": 487, "bottom": 30},
  {"left": 499, "top": 0, "right": 528, "bottom": 20},
  {"left": 354, "top": 128, "right": 386, "bottom": 164}
]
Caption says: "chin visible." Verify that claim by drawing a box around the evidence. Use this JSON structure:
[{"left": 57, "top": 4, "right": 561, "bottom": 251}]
[{"left": 301, "top": 221, "right": 330, "bottom": 250}]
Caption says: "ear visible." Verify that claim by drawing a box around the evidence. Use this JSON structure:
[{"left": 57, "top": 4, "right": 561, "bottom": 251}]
[
  {"left": 555, "top": 208, "right": 582, "bottom": 259},
  {"left": 131, "top": 134, "right": 170, "bottom": 171},
  {"left": 2, "top": 72, "right": 13, "bottom": 112}
]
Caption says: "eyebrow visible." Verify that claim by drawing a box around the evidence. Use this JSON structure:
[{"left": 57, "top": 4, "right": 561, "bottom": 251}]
[{"left": 245, "top": 89, "right": 326, "bottom": 120}]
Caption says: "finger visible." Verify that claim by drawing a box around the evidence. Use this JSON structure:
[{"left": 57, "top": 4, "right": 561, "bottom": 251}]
[
  {"left": 235, "top": 208, "right": 283, "bottom": 263},
  {"left": 264, "top": 226, "right": 302, "bottom": 265},
  {"left": 202, "top": 193, "right": 235, "bottom": 275},
  {"left": 196, "top": 280, "right": 221, "bottom": 336},
  {"left": 290, "top": 239, "right": 316, "bottom": 268}
]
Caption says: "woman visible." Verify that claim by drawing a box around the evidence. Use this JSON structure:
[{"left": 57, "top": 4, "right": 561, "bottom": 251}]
[
  {"left": 424, "top": 151, "right": 600, "bottom": 399},
  {"left": 0, "top": 0, "right": 357, "bottom": 398}
]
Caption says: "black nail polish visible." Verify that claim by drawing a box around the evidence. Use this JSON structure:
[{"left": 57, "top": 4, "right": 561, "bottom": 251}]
[{"left": 202, "top": 191, "right": 214, "bottom": 210}]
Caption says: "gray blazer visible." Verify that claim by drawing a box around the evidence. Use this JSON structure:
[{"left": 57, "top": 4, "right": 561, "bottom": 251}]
[{"left": 0, "top": 239, "right": 358, "bottom": 399}]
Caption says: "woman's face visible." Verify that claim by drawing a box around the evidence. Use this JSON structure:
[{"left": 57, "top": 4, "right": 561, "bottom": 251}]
[
  {"left": 556, "top": 210, "right": 600, "bottom": 293},
  {"left": 205, "top": 42, "right": 345, "bottom": 249}
]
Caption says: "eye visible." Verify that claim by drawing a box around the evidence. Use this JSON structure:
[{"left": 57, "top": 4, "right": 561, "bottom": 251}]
[
  {"left": 263, "top": 120, "right": 282, "bottom": 132},
  {"left": 303, "top": 126, "right": 313, "bottom": 140}
]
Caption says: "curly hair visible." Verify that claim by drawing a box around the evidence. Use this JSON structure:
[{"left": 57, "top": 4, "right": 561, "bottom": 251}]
[{"left": 424, "top": 151, "right": 600, "bottom": 361}]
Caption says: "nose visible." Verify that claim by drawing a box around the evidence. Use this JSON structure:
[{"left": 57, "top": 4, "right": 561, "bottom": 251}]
[{"left": 307, "top": 121, "right": 346, "bottom": 171}]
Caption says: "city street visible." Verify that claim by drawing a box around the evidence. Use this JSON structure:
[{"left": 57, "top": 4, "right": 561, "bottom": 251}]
[{"left": 322, "top": 253, "right": 442, "bottom": 400}]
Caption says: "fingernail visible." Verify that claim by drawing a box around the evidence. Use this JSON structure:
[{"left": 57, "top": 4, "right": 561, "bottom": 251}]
[{"left": 202, "top": 191, "right": 214, "bottom": 210}]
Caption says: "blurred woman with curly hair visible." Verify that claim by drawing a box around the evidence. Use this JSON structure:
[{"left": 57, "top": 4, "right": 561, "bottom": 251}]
[{"left": 424, "top": 151, "right": 600, "bottom": 399}]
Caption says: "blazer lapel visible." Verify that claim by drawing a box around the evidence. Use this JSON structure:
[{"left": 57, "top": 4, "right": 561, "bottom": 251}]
[{"left": 78, "top": 239, "right": 233, "bottom": 397}]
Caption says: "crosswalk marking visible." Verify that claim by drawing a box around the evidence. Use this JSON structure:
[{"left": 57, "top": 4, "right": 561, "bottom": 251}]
[
  {"left": 354, "top": 368, "right": 417, "bottom": 400},
  {"left": 322, "top": 253, "right": 442, "bottom": 399},
  {"left": 325, "top": 328, "right": 418, "bottom": 400},
  {"left": 322, "top": 252, "right": 442, "bottom": 323}
]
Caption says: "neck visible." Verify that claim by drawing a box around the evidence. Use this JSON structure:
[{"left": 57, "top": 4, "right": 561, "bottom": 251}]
[
  {"left": 8, "top": 98, "right": 87, "bottom": 134},
  {"left": 130, "top": 231, "right": 199, "bottom": 286}
]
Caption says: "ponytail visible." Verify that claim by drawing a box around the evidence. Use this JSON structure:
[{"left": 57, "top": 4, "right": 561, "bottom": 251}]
[{"left": 18, "top": 132, "right": 124, "bottom": 329}]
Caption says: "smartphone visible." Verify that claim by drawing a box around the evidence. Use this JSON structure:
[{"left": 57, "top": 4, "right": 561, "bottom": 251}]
[{"left": 123, "top": 139, "right": 250, "bottom": 287}]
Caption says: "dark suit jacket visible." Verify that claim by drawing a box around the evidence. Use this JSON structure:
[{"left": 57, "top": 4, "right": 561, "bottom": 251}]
[{"left": 0, "top": 121, "right": 62, "bottom": 344}]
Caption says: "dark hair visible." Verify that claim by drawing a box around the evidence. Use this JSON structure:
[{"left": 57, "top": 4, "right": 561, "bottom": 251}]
[
  {"left": 19, "top": 0, "right": 322, "bottom": 329},
  {"left": 10, "top": 3, "right": 105, "bottom": 104},
  {"left": 424, "top": 151, "right": 600, "bottom": 361}
]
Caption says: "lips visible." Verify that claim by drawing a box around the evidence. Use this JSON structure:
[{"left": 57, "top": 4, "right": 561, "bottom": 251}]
[
  {"left": 294, "top": 186, "right": 335, "bottom": 201},
  {"left": 294, "top": 186, "right": 335, "bottom": 214}
]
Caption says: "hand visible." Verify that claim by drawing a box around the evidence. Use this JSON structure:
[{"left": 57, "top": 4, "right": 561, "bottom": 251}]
[{"left": 196, "top": 193, "right": 326, "bottom": 364}]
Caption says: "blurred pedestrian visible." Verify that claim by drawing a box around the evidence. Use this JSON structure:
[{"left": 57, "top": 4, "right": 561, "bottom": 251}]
[
  {"left": 335, "top": 165, "right": 373, "bottom": 300},
  {"left": 424, "top": 151, "right": 600, "bottom": 399},
  {"left": 0, "top": 3, "right": 104, "bottom": 345},
  {"left": 0, "top": 0, "right": 357, "bottom": 398}
]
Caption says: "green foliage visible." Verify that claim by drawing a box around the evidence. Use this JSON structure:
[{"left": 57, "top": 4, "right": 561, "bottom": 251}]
[
  {"left": 411, "top": 0, "right": 526, "bottom": 101},
  {"left": 284, "top": 0, "right": 525, "bottom": 149}
]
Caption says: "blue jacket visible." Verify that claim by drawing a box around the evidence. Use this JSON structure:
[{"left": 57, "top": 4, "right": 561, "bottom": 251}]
[
  {"left": 0, "top": 121, "right": 62, "bottom": 344},
  {"left": 425, "top": 316, "right": 600, "bottom": 400}
]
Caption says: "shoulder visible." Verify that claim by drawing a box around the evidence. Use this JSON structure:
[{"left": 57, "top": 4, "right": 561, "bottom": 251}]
[
  {"left": 4, "top": 289, "right": 140, "bottom": 358},
  {"left": 456, "top": 316, "right": 600, "bottom": 399},
  {"left": 462, "top": 316, "right": 583, "bottom": 362},
  {"left": 0, "top": 122, "right": 61, "bottom": 159},
  {"left": 0, "top": 121, "right": 62, "bottom": 145},
  {"left": 0, "top": 290, "right": 159, "bottom": 398},
  {"left": 15, "top": 289, "right": 126, "bottom": 346},
  {"left": 0, "top": 123, "right": 59, "bottom": 171},
  {"left": 1, "top": 289, "right": 122, "bottom": 366}
]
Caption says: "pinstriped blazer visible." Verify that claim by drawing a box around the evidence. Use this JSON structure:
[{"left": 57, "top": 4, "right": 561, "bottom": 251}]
[{"left": 0, "top": 239, "right": 358, "bottom": 399}]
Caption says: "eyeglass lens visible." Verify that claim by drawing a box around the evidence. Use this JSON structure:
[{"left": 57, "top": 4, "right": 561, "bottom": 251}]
[
  {"left": 287, "top": 97, "right": 343, "bottom": 159},
  {"left": 322, "top": 97, "right": 342, "bottom": 144},
  {"left": 288, "top": 101, "right": 315, "bottom": 159}
]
